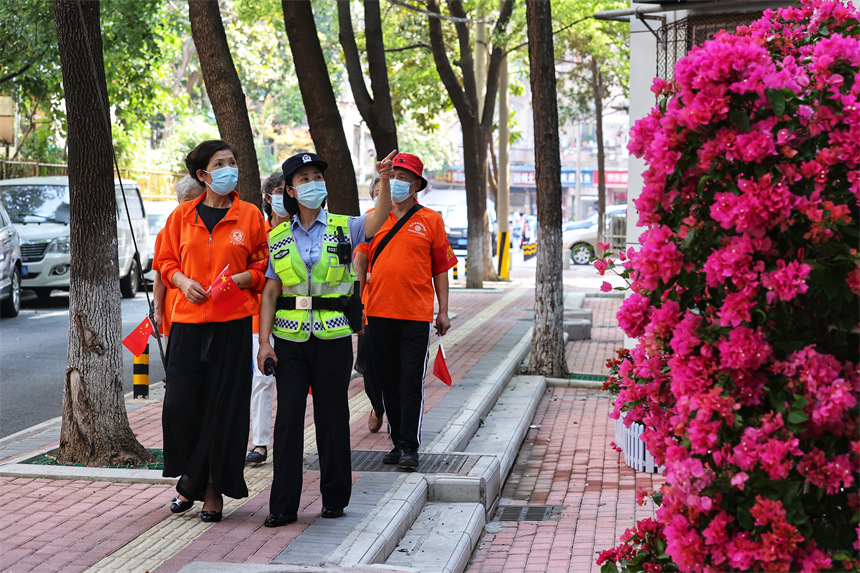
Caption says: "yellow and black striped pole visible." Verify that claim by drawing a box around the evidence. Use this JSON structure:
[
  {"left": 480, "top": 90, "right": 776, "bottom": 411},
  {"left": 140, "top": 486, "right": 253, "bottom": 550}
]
[
  {"left": 133, "top": 344, "right": 150, "bottom": 399},
  {"left": 453, "top": 257, "right": 468, "bottom": 280},
  {"left": 497, "top": 231, "right": 511, "bottom": 279}
]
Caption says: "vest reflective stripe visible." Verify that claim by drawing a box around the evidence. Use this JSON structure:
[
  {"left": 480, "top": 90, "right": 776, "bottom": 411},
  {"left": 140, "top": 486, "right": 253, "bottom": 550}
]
[{"left": 269, "top": 214, "right": 358, "bottom": 341}]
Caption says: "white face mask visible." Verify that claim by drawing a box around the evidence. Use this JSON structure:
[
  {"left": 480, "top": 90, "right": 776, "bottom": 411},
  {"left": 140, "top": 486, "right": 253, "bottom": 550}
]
[{"left": 271, "top": 194, "right": 288, "bottom": 217}]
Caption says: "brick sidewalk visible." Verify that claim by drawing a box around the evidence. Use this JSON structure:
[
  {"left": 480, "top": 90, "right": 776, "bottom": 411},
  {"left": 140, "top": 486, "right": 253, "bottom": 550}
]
[
  {"left": 0, "top": 285, "right": 537, "bottom": 572},
  {"left": 0, "top": 272, "right": 638, "bottom": 573},
  {"left": 467, "top": 295, "right": 665, "bottom": 573}
]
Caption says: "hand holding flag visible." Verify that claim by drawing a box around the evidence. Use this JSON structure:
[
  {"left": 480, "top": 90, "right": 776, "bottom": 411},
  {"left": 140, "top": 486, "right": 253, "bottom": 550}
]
[
  {"left": 433, "top": 335, "right": 453, "bottom": 386},
  {"left": 210, "top": 264, "right": 248, "bottom": 317},
  {"left": 123, "top": 316, "right": 154, "bottom": 357}
]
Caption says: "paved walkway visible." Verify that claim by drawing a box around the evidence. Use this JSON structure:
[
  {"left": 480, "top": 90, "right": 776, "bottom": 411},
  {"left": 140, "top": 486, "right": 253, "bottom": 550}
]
[{"left": 0, "top": 266, "right": 658, "bottom": 573}]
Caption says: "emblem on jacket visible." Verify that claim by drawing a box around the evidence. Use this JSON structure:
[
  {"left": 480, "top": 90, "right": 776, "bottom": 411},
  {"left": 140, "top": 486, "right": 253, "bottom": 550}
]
[
  {"left": 408, "top": 222, "right": 427, "bottom": 237},
  {"left": 231, "top": 229, "right": 245, "bottom": 245}
]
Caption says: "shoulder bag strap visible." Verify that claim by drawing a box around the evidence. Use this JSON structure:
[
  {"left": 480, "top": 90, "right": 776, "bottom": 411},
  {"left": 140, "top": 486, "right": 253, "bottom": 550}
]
[{"left": 371, "top": 204, "right": 423, "bottom": 266}]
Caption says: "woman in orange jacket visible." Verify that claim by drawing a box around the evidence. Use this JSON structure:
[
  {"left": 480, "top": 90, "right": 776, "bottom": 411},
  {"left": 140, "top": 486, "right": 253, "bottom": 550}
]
[{"left": 154, "top": 140, "right": 269, "bottom": 523}]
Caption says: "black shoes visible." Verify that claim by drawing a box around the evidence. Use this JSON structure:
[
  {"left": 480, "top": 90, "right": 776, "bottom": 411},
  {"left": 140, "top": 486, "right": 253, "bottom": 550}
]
[
  {"left": 321, "top": 507, "right": 344, "bottom": 519},
  {"left": 170, "top": 497, "right": 194, "bottom": 514},
  {"left": 200, "top": 510, "right": 222, "bottom": 523},
  {"left": 382, "top": 447, "right": 401, "bottom": 465},
  {"left": 246, "top": 446, "right": 267, "bottom": 464},
  {"left": 264, "top": 513, "right": 298, "bottom": 527},
  {"left": 399, "top": 447, "right": 419, "bottom": 469}
]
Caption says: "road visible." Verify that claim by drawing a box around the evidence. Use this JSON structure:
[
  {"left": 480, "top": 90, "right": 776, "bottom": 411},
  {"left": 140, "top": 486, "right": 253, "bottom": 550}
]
[{"left": 0, "top": 288, "right": 167, "bottom": 439}]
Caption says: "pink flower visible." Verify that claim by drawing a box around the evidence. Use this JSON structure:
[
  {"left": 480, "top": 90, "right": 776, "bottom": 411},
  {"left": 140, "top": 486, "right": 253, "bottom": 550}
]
[
  {"left": 633, "top": 225, "right": 685, "bottom": 290},
  {"left": 598, "top": 242, "right": 611, "bottom": 251},
  {"left": 761, "top": 259, "right": 813, "bottom": 303},
  {"left": 731, "top": 472, "right": 750, "bottom": 490},
  {"left": 600, "top": 281, "right": 613, "bottom": 293},
  {"left": 617, "top": 292, "right": 653, "bottom": 338},
  {"left": 594, "top": 259, "right": 608, "bottom": 275},
  {"left": 718, "top": 326, "right": 772, "bottom": 372}
]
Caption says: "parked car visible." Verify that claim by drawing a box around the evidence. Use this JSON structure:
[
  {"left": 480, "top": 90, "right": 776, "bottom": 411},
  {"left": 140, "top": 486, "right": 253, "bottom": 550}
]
[
  {"left": 0, "top": 176, "right": 150, "bottom": 299},
  {"left": 562, "top": 204, "right": 627, "bottom": 265},
  {"left": 0, "top": 199, "right": 22, "bottom": 317},
  {"left": 142, "top": 200, "right": 179, "bottom": 282},
  {"left": 433, "top": 203, "right": 498, "bottom": 256}
]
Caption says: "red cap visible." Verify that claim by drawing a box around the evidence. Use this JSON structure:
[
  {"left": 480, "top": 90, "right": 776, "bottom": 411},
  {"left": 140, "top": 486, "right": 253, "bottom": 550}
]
[{"left": 392, "top": 153, "right": 428, "bottom": 191}]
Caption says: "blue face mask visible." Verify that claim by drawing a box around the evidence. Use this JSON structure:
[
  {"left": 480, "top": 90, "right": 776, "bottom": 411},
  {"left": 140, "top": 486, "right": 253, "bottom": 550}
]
[
  {"left": 295, "top": 180, "right": 327, "bottom": 209},
  {"left": 204, "top": 166, "right": 238, "bottom": 195},
  {"left": 270, "top": 194, "right": 288, "bottom": 217},
  {"left": 390, "top": 178, "right": 415, "bottom": 203}
]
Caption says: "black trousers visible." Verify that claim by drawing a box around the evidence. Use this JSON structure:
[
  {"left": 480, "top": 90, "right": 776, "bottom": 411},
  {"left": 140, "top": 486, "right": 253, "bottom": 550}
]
[
  {"left": 355, "top": 324, "right": 384, "bottom": 417},
  {"left": 162, "top": 317, "right": 252, "bottom": 501},
  {"left": 270, "top": 335, "right": 353, "bottom": 516},
  {"left": 367, "top": 317, "right": 431, "bottom": 451}
]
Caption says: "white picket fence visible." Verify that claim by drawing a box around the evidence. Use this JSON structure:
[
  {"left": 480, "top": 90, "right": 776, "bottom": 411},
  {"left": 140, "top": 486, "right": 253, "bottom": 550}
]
[{"left": 615, "top": 416, "right": 663, "bottom": 474}]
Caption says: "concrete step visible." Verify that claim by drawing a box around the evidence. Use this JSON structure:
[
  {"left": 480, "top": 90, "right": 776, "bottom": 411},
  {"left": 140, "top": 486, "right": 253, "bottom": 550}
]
[
  {"left": 463, "top": 375, "right": 546, "bottom": 483},
  {"left": 564, "top": 318, "right": 592, "bottom": 340},
  {"left": 384, "top": 502, "right": 486, "bottom": 573}
]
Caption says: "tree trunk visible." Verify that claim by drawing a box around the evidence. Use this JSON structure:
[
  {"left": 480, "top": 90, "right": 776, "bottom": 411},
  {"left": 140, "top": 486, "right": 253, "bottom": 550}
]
[
  {"left": 54, "top": 0, "right": 153, "bottom": 466},
  {"left": 283, "top": 0, "right": 359, "bottom": 215},
  {"left": 188, "top": 0, "right": 260, "bottom": 206},
  {"left": 337, "top": 0, "right": 398, "bottom": 158},
  {"left": 526, "top": 0, "right": 567, "bottom": 378},
  {"left": 426, "top": 0, "right": 513, "bottom": 288},
  {"left": 591, "top": 57, "right": 606, "bottom": 248}
]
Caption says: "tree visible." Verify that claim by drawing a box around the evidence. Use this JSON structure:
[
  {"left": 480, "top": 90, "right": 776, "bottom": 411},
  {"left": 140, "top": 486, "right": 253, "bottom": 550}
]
[
  {"left": 526, "top": 0, "right": 566, "bottom": 378},
  {"left": 551, "top": 1, "right": 629, "bottom": 243},
  {"left": 282, "top": 0, "right": 359, "bottom": 215},
  {"left": 427, "top": 0, "right": 515, "bottom": 288},
  {"left": 338, "top": 0, "right": 398, "bottom": 158},
  {"left": 2, "top": 0, "right": 179, "bottom": 164},
  {"left": 187, "top": 0, "right": 260, "bottom": 205},
  {"left": 54, "top": 0, "right": 153, "bottom": 466}
]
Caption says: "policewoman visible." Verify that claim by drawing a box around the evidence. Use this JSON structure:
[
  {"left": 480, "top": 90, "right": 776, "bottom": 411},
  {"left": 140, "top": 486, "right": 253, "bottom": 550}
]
[{"left": 257, "top": 150, "right": 394, "bottom": 527}]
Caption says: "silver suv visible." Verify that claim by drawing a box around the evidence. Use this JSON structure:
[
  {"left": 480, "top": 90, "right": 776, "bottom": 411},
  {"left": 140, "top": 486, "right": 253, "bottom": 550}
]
[
  {"left": 0, "top": 176, "right": 150, "bottom": 299},
  {"left": 0, "top": 199, "right": 22, "bottom": 317}
]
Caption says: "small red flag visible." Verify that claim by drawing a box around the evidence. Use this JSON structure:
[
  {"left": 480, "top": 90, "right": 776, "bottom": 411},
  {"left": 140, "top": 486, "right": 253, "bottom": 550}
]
[
  {"left": 433, "top": 336, "right": 453, "bottom": 386},
  {"left": 123, "top": 316, "right": 153, "bottom": 357},
  {"left": 210, "top": 265, "right": 248, "bottom": 317}
]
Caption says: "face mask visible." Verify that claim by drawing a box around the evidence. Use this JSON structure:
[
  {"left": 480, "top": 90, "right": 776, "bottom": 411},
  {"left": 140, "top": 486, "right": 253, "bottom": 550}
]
[
  {"left": 295, "top": 180, "right": 327, "bottom": 209},
  {"left": 204, "top": 166, "right": 238, "bottom": 195},
  {"left": 271, "top": 194, "right": 288, "bottom": 217},
  {"left": 390, "top": 178, "right": 415, "bottom": 203}
]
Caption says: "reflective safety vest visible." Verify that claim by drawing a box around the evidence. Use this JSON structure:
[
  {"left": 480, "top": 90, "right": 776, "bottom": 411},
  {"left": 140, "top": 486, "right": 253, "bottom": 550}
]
[{"left": 269, "top": 214, "right": 358, "bottom": 341}]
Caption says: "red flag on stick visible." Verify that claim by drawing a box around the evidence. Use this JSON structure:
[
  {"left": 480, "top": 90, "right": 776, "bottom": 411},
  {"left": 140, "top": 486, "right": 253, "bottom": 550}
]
[
  {"left": 123, "top": 316, "right": 153, "bottom": 357},
  {"left": 433, "top": 335, "right": 453, "bottom": 385},
  {"left": 210, "top": 264, "right": 248, "bottom": 317}
]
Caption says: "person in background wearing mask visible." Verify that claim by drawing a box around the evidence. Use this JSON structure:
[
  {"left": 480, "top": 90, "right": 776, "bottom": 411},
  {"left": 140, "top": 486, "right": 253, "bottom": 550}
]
[
  {"left": 352, "top": 176, "right": 384, "bottom": 433},
  {"left": 363, "top": 153, "right": 457, "bottom": 470},
  {"left": 257, "top": 150, "right": 394, "bottom": 527},
  {"left": 155, "top": 140, "right": 270, "bottom": 523},
  {"left": 152, "top": 175, "right": 205, "bottom": 339},
  {"left": 246, "top": 172, "right": 289, "bottom": 465}
]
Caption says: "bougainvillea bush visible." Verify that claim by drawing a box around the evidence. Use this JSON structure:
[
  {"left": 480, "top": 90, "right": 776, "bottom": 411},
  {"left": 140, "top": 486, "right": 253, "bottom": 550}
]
[{"left": 598, "top": 0, "right": 860, "bottom": 571}]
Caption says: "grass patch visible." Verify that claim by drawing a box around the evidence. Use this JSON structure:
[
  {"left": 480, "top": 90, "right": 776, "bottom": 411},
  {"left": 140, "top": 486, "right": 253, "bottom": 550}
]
[{"left": 22, "top": 448, "right": 164, "bottom": 471}]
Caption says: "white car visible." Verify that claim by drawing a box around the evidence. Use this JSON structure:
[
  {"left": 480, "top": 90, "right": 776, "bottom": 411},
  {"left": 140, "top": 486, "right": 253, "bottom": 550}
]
[
  {"left": 0, "top": 176, "right": 150, "bottom": 298},
  {"left": 562, "top": 205, "right": 627, "bottom": 265},
  {"left": 142, "top": 200, "right": 179, "bottom": 282}
]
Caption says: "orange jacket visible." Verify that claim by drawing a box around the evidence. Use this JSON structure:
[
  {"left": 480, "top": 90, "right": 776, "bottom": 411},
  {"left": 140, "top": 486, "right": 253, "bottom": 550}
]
[{"left": 155, "top": 191, "right": 269, "bottom": 324}]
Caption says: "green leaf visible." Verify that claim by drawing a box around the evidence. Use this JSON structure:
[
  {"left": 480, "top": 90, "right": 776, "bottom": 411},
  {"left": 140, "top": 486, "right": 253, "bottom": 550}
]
[
  {"left": 601, "top": 561, "right": 620, "bottom": 573},
  {"left": 729, "top": 107, "right": 751, "bottom": 132},
  {"left": 766, "top": 88, "right": 786, "bottom": 116},
  {"left": 833, "top": 550, "right": 854, "bottom": 561}
]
